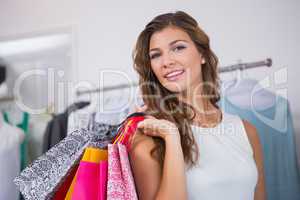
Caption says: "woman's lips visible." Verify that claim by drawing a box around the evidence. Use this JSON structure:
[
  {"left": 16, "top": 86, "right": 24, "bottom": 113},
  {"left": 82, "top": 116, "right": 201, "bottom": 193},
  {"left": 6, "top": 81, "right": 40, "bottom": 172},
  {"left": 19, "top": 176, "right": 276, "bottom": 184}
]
[{"left": 164, "top": 70, "right": 185, "bottom": 81}]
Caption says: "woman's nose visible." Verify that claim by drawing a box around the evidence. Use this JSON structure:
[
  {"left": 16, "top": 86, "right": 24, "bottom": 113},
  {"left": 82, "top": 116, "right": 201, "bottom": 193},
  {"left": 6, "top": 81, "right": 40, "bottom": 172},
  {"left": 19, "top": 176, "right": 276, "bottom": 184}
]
[{"left": 162, "top": 53, "right": 175, "bottom": 68}]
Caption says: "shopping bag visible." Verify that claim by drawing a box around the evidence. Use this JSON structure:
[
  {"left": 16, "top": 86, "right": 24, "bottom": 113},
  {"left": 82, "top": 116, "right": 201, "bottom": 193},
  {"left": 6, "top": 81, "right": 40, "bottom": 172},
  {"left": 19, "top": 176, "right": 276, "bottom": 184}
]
[
  {"left": 56, "top": 146, "right": 108, "bottom": 200},
  {"left": 71, "top": 161, "right": 107, "bottom": 200},
  {"left": 71, "top": 147, "right": 108, "bottom": 200},
  {"left": 52, "top": 164, "right": 79, "bottom": 200},
  {"left": 112, "top": 113, "right": 145, "bottom": 150},
  {"left": 65, "top": 147, "right": 108, "bottom": 200},
  {"left": 14, "top": 124, "right": 118, "bottom": 200},
  {"left": 64, "top": 173, "right": 76, "bottom": 200},
  {"left": 107, "top": 113, "right": 145, "bottom": 200},
  {"left": 107, "top": 143, "right": 138, "bottom": 200}
]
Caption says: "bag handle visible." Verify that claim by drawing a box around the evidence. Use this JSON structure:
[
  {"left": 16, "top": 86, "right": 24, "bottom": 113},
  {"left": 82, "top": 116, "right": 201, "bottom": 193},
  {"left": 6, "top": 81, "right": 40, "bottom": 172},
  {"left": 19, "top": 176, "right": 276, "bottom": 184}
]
[{"left": 113, "top": 113, "right": 145, "bottom": 150}]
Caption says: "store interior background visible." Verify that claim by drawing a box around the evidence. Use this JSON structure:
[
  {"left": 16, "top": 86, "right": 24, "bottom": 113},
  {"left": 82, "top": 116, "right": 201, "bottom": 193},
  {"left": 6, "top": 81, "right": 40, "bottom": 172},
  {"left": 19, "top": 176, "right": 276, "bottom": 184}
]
[{"left": 0, "top": 0, "right": 299, "bottom": 164}]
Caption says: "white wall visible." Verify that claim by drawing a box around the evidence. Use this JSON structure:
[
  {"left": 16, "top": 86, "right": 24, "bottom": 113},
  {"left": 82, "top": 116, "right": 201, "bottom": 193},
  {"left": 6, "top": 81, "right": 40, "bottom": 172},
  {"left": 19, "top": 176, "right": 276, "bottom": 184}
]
[{"left": 0, "top": 0, "right": 299, "bottom": 160}]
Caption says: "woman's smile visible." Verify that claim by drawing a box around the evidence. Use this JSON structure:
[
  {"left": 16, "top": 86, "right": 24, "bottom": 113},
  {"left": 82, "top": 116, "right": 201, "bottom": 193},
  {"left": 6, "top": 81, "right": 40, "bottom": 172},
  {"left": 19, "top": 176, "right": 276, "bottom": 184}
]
[{"left": 164, "top": 69, "right": 185, "bottom": 81}]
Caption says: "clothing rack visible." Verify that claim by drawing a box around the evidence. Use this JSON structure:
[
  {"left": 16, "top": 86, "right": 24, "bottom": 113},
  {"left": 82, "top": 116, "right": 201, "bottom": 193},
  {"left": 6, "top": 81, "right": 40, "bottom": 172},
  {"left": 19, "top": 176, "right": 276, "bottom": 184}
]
[
  {"left": 0, "top": 96, "right": 15, "bottom": 102},
  {"left": 76, "top": 58, "right": 272, "bottom": 96},
  {"left": 77, "top": 83, "right": 139, "bottom": 96},
  {"left": 219, "top": 58, "right": 272, "bottom": 73}
]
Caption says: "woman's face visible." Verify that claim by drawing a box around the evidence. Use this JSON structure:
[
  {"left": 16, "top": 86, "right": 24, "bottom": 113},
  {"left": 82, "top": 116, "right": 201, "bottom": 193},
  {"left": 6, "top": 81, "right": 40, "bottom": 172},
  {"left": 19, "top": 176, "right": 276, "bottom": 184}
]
[{"left": 149, "top": 26, "right": 205, "bottom": 95}]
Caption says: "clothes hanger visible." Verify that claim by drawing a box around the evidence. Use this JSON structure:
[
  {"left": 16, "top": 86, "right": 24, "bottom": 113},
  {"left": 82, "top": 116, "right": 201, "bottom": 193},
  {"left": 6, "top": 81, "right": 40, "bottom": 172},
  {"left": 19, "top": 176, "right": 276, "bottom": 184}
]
[{"left": 223, "top": 59, "right": 276, "bottom": 111}]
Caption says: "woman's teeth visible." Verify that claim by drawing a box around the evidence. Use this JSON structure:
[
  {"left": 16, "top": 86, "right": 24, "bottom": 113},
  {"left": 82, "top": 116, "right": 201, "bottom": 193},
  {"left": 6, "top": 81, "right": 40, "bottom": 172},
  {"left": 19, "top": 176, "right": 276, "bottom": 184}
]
[{"left": 165, "top": 70, "right": 184, "bottom": 81}]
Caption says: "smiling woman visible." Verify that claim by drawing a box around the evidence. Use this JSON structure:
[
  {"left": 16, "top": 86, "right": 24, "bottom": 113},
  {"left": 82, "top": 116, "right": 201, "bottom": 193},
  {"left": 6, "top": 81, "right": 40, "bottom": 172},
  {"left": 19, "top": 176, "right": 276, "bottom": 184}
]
[
  {"left": 130, "top": 11, "right": 266, "bottom": 200},
  {"left": 149, "top": 26, "right": 206, "bottom": 93}
]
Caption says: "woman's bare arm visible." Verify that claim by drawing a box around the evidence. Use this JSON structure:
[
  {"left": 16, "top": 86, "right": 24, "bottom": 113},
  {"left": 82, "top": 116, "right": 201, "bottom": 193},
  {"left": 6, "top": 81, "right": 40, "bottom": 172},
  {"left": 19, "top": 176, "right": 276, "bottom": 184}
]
[
  {"left": 129, "top": 129, "right": 188, "bottom": 200},
  {"left": 129, "top": 131, "right": 161, "bottom": 200}
]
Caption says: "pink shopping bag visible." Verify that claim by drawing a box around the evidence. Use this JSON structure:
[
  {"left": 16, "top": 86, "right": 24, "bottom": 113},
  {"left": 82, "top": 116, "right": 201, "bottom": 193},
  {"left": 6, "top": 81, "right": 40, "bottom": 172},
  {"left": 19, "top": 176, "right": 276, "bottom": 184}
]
[
  {"left": 107, "top": 143, "right": 138, "bottom": 200},
  {"left": 71, "top": 160, "right": 108, "bottom": 200}
]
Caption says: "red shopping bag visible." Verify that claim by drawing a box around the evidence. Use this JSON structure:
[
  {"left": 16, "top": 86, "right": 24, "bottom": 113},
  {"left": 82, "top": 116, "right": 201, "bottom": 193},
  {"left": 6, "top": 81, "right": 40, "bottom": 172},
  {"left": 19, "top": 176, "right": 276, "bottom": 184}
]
[
  {"left": 52, "top": 164, "right": 79, "bottom": 200},
  {"left": 112, "top": 114, "right": 145, "bottom": 150}
]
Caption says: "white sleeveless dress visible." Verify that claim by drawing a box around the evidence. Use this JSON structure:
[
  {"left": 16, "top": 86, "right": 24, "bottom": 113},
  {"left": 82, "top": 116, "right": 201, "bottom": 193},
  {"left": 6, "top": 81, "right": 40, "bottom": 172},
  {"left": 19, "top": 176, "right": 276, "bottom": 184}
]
[{"left": 186, "top": 112, "right": 258, "bottom": 200}]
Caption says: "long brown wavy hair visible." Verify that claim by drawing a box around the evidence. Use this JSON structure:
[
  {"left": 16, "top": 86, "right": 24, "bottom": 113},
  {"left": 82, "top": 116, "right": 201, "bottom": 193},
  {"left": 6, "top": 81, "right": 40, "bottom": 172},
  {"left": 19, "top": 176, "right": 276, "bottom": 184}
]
[{"left": 132, "top": 11, "right": 220, "bottom": 168}]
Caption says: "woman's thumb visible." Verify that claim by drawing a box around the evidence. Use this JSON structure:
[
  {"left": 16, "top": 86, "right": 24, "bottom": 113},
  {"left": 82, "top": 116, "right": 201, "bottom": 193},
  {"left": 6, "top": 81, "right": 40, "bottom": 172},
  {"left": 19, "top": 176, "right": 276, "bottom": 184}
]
[{"left": 134, "top": 104, "right": 148, "bottom": 112}]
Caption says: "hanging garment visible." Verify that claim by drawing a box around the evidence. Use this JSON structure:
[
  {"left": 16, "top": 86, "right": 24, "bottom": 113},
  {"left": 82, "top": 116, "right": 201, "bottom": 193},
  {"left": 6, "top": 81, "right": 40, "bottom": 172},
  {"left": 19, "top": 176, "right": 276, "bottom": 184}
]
[
  {"left": 2, "top": 111, "right": 29, "bottom": 170},
  {"left": 67, "top": 103, "right": 127, "bottom": 134},
  {"left": 27, "top": 114, "right": 52, "bottom": 163},
  {"left": 43, "top": 101, "right": 90, "bottom": 152},
  {"left": 42, "top": 114, "right": 67, "bottom": 153},
  {"left": 93, "top": 90, "right": 136, "bottom": 126},
  {"left": 221, "top": 79, "right": 276, "bottom": 111},
  {"left": 0, "top": 65, "right": 6, "bottom": 84},
  {"left": 220, "top": 79, "right": 300, "bottom": 200},
  {"left": 186, "top": 112, "right": 258, "bottom": 200},
  {"left": 67, "top": 93, "right": 134, "bottom": 135},
  {"left": 94, "top": 107, "right": 130, "bottom": 126},
  {"left": 0, "top": 82, "right": 8, "bottom": 97},
  {"left": 0, "top": 114, "right": 24, "bottom": 200},
  {"left": 67, "top": 101, "right": 94, "bottom": 134}
]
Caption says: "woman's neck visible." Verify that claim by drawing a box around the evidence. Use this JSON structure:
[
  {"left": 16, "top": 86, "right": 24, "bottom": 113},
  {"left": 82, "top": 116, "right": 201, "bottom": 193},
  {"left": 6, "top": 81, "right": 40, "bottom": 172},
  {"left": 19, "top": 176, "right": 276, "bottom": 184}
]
[
  {"left": 177, "top": 88, "right": 221, "bottom": 127},
  {"left": 178, "top": 86, "right": 212, "bottom": 113}
]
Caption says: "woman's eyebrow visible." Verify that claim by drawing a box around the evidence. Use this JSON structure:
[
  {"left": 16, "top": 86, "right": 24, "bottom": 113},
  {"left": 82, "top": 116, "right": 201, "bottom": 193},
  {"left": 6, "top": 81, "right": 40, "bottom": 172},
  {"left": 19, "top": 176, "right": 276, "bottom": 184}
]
[
  {"left": 149, "top": 47, "right": 160, "bottom": 53},
  {"left": 149, "top": 39, "right": 188, "bottom": 52},
  {"left": 169, "top": 39, "right": 188, "bottom": 46}
]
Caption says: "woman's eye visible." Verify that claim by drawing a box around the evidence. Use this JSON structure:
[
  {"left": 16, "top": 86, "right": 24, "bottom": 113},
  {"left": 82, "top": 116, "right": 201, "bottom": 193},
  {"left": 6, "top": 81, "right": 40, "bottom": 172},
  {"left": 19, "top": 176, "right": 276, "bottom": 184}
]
[
  {"left": 150, "top": 53, "right": 160, "bottom": 59},
  {"left": 173, "top": 45, "right": 186, "bottom": 52}
]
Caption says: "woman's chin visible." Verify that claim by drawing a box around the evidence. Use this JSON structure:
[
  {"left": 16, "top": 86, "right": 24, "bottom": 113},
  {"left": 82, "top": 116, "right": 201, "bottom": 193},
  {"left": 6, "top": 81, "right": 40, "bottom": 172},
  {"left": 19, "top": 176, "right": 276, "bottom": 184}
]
[{"left": 163, "top": 84, "right": 186, "bottom": 94}]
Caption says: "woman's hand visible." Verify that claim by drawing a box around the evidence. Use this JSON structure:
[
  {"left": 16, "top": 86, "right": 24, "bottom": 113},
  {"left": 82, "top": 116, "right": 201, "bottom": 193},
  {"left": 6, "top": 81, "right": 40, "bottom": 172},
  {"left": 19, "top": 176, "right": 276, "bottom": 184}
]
[{"left": 134, "top": 105, "right": 180, "bottom": 141}]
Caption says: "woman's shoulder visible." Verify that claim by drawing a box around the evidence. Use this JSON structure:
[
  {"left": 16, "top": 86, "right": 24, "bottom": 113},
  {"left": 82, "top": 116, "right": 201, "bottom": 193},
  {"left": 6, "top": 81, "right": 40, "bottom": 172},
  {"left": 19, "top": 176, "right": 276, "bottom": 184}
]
[{"left": 129, "top": 129, "right": 156, "bottom": 157}]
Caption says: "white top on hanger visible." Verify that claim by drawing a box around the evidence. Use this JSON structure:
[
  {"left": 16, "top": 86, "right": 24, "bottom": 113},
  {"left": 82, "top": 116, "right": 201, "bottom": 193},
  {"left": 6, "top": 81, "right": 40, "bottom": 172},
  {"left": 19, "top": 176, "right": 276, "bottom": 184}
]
[
  {"left": 0, "top": 112, "right": 24, "bottom": 151},
  {"left": 0, "top": 113, "right": 24, "bottom": 200},
  {"left": 222, "top": 78, "right": 276, "bottom": 111}
]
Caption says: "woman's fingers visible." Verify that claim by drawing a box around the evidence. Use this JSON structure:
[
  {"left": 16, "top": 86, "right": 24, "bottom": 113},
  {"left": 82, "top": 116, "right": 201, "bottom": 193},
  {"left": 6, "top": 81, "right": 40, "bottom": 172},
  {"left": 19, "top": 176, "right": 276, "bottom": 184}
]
[
  {"left": 137, "top": 118, "right": 179, "bottom": 139},
  {"left": 144, "top": 115, "right": 156, "bottom": 119},
  {"left": 137, "top": 118, "right": 156, "bottom": 128},
  {"left": 137, "top": 119, "right": 158, "bottom": 135},
  {"left": 134, "top": 104, "right": 148, "bottom": 113}
]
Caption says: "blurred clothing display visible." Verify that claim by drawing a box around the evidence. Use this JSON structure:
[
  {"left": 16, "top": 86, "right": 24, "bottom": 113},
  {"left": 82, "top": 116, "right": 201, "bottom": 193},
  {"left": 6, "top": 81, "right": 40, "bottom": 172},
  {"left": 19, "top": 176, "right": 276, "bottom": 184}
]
[
  {"left": 0, "top": 113, "right": 24, "bottom": 200},
  {"left": 42, "top": 101, "right": 90, "bottom": 152},
  {"left": 3, "top": 111, "right": 29, "bottom": 170},
  {"left": 220, "top": 79, "right": 300, "bottom": 200}
]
